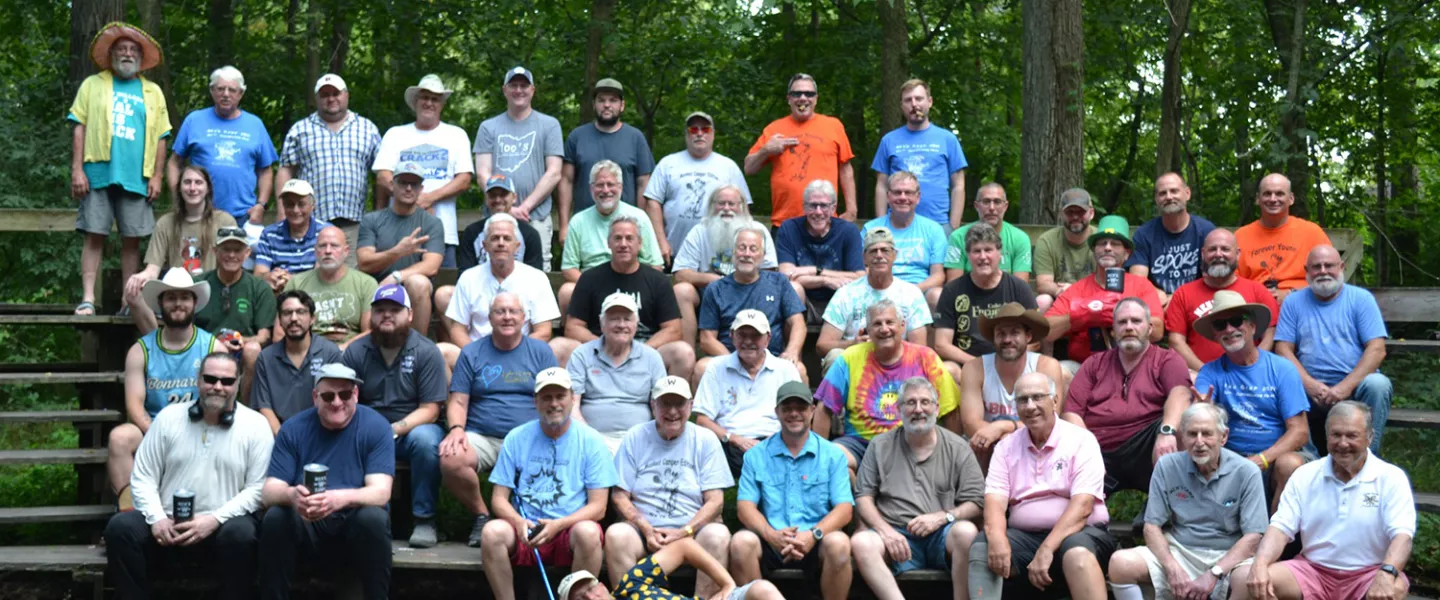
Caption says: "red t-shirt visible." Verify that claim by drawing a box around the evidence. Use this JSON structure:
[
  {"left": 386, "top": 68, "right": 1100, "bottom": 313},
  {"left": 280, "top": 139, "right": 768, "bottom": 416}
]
[
  {"left": 748, "top": 114, "right": 855, "bottom": 226},
  {"left": 1045, "top": 273, "right": 1162, "bottom": 363},
  {"left": 1064, "top": 345, "right": 1191, "bottom": 451},
  {"left": 1164, "top": 277, "right": 1279, "bottom": 364}
]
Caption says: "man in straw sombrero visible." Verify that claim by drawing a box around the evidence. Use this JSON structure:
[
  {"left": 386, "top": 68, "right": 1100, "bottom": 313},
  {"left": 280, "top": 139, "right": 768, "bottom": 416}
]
[
  {"left": 68, "top": 22, "right": 170, "bottom": 315},
  {"left": 1193, "top": 289, "right": 1315, "bottom": 511}
]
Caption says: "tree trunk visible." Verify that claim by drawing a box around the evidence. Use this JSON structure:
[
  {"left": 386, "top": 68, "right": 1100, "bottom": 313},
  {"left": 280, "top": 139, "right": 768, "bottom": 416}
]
[
  {"left": 1020, "top": 0, "right": 1085, "bottom": 224},
  {"left": 847, "top": 94, "right": 871, "bottom": 219},
  {"left": 877, "top": 0, "right": 909, "bottom": 134},
  {"left": 1372, "top": 41, "right": 1388, "bottom": 285},
  {"left": 1156, "top": 0, "right": 1191, "bottom": 177},
  {"left": 284, "top": 0, "right": 301, "bottom": 118},
  {"left": 135, "top": 0, "right": 180, "bottom": 130},
  {"left": 1234, "top": 97, "right": 1256, "bottom": 224},
  {"left": 1263, "top": 0, "right": 1310, "bottom": 217},
  {"left": 579, "top": 0, "right": 616, "bottom": 124},
  {"left": 68, "top": 0, "right": 125, "bottom": 94},
  {"left": 207, "top": 0, "right": 235, "bottom": 68},
  {"left": 328, "top": 0, "right": 350, "bottom": 74},
  {"left": 306, "top": 0, "right": 322, "bottom": 108}
]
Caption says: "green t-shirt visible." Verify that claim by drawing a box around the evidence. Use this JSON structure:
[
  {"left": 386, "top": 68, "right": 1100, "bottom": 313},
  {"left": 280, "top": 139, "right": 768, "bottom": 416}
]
[
  {"left": 195, "top": 270, "right": 277, "bottom": 337},
  {"left": 1032, "top": 225, "right": 1095, "bottom": 284},
  {"left": 285, "top": 267, "right": 379, "bottom": 341},
  {"left": 559, "top": 202, "right": 663, "bottom": 271},
  {"left": 944, "top": 220, "right": 1033, "bottom": 274}
]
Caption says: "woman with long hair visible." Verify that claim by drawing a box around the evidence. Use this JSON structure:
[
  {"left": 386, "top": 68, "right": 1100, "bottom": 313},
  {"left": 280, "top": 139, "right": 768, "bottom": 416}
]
[{"left": 122, "top": 164, "right": 237, "bottom": 310}]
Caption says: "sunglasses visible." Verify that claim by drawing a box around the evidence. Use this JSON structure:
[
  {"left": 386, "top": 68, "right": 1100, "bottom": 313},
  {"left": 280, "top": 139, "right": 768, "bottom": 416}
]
[
  {"left": 319, "top": 390, "right": 355, "bottom": 403},
  {"left": 788, "top": 90, "right": 817, "bottom": 99},
  {"left": 202, "top": 374, "right": 238, "bottom": 386},
  {"left": 217, "top": 227, "right": 247, "bottom": 238},
  {"left": 221, "top": 286, "right": 232, "bottom": 313},
  {"left": 1212, "top": 314, "right": 1250, "bottom": 331},
  {"left": 687, "top": 126, "right": 713, "bottom": 135}
]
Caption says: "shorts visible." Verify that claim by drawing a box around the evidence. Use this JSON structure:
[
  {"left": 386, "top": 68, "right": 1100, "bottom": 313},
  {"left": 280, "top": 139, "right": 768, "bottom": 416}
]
[
  {"left": 760, "top": 534, "right": 823, "bottom": 578},
  {"left": 722, "top": 436, "right": 768, "bottom": 479},
  {"left": 1134, "top": 532, "right": 1250, "bottom": 600},
  {"left": 599, "top": 430, "right": 626, "bottom": 456},
  {"left": 893, "top": 523, "right": 955, "bottom": 574},
  {"left": 832, "top": 435, "right": 869, "bottom": 466},
  {"left": 465, "top": 432, "right": 504, "bottom": 472},
  {"left": 1279, "top": 556, "right": 1405, "bottom": 600},
  {"left": 1102, "top": 419, "right": 1160, "bottom": 494},
  {"left": 509, "top": 520, "right": 602, "bottom": 568},
  {"left": 77, "top": 185, "right": 154, "bottom": 237},
  {"left": 975, "top": 525, "right": 1116, "bottom": 591}
]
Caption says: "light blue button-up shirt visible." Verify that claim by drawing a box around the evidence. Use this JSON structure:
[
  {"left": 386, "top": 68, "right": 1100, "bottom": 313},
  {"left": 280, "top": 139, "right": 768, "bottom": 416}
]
[{"left": 737, "top": 431, "right": 853, "bottom": 531}]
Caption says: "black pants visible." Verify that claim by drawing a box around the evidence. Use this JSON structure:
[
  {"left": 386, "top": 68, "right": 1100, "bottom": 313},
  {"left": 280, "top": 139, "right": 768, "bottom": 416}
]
[
  {"left": 723, "top": 435, "right": 769, "bottom": 480},
  {"left": 1101, "top": 419, "right": 1160, "bottom": 494},
  {"left": 258, "top": 505, "right": 392, "bottom": 600},
  {"left": 104, "top": 510, "right": 259, "bottom": 600}
]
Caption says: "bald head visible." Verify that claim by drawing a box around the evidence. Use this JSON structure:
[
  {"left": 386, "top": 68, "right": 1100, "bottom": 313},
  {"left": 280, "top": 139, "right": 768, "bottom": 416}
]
[
  {"left": 1256, "top": 173, "right": 1295, "bottom": 220},
  {"left": 1202, "top": 228, "right": 1239, "bottom": 280},
  {"left": 1307, "top": 244, "right": 1340, "bottom": 266},
  {"left": 314, "top": 225, "right": 348, "bottom": 271}
]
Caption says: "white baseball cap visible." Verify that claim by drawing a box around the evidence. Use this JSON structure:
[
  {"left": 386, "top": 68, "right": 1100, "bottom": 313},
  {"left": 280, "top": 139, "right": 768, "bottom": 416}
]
[
  {"left": 650, "top": 376, "right": 692, "bottom": 401},
  {"left": 730, "top": 309, "right": 771, "bottom": 334},
  {"left": 314, "top": 73, "right": 347, "bottom": 94},
  {"left": 601, "top": 292, "right": 639, "bottom": 315},
  {"left": 534, "top": 367, "right": 573, "bottom": 393}
]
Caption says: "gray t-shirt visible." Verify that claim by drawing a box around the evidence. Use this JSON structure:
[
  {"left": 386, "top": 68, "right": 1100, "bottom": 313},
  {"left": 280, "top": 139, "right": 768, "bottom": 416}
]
[
  {"left": 563, "top": 123, "right": 655, "bottom": 213},
  {"left": 1144, "top": 447, "right": 1269, "bottom": 551},
  {"left": 473, "top": 110, "right": 565, "bottom": 220},
  {"left": 615, "top": 421, "right": 735, "bottom": 528},
  {"left": 567, "top": 339, "right": 666, "bottom": 437},
  {"left": 856, "top": 426, "right": 985, "bottom": 530},
  {"left": 251, "top": 335, "right": 343, "bottom": 422},
  {"left": 357, "top": 207, "right": 446, "bottom": 278},
  {"left": 340, "top": 329, "right": 447, "bottom": 423},
  {"left": 643, "top": 150, "right": 752, "bottom": 253}
]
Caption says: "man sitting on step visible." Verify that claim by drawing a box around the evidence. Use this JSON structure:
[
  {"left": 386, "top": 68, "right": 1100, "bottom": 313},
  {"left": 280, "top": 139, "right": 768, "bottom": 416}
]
[
  {"left": 251, "top": 290, "right": 342, "bottom": 434},
  {"left": 960, "top": 303, "right": 1064, "bottom": 467}
]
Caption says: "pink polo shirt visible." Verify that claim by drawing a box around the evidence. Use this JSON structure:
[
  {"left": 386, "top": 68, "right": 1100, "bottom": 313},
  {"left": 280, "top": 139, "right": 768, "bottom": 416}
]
[{"left": 985, "top": 418, "right": 1110, "bottom": 532}]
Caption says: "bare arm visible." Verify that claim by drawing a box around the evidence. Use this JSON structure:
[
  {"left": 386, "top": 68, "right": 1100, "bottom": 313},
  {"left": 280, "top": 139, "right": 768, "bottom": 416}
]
[
  {"left": 1168, "top": 331, "right": 1205, "bottom": 372},
  {"left": 959, "top": 359, "right": 987, "bottom": 437},
  {"left": 1129, "top": 265, "right": 1151, "bottom": 280},
  {"left": 873, "top": 172, "right": 889, "bottom": 218},
  {"left": 374, "top": 170, "right": 393, "bottom": 211},
  {"left": 1035, "top": 274, "right": 1062, "bottom": 297},
  {"left": 446, "top": 318, "right": 472, "bottom": 349},
  {"left": 529, "top": 320, "right": 553, "bottom": 342},
  {"left": 694, "top": 415, "right": 729, "bottom": 443},
  {"left": 1255, "top": 414, "right": 1310, "bottom": 463},
  {"left": 524, "top": 156, "right": 563, "bottom": 213},
  {"left": 856, "top": 495, "right": 895, "bottom": 533},
  {"left": 934, "top": 327, "right": 977, "bottom": 366},
  {"left": 474, "top": 153, "right": 492, "bottom": 186},
  {"left": 812, "top": 406, "right": 835, "bottom": 439},
  {"left": 1045, "top": 315, "right": 1072, "bottom": 343},
  {"left": 1335, "top": 338, "right": 1386, "bottom": 396},
  {"left": 918, "top": 264, "right": 945, "bottom": 293},
  {"left": 1038, "top": 493, "right": 1096, "bottom": 553},
  {"left": 816, "top": 323, "right": 852, "bottom": 356},
  {"left": 698, "top": 330, "right": 728, "bottom": 358},
  {"left": 649, "top": 536, "right": 738, "bottom": 590},
  {"left": 837, "top": 162, "right": 857, "bottom": 220},
  {"left": 1259, "top": 327, "right": 1276, "bottom": 352},
  {"left": 418, "top": 173, "right": 473, "bottom": 210},
  {"left": 166, "top": 153, "right": 184, "bottom": 200},
  {"left": 643, "top": 199, "right": 670, "bottom": 258},
  {"left": 646, "top": 318, "right": 684, "bottom": 348},
  {"left": 673, "top": 269, "right": 722, "bottom": 288},
  {"left": 274, "top": 165, "right": 294, "bottom": 198},
  {"left": 334, "top": 473, "right": 393, "bottom": 509},
  {"left": 949, "top": 170, "right": 966, "bottom": 230},
  {"left": 564, "top": 317, "right": 599, "bottom": 344},
  {"left": 782, "top": 314, "right": 806, "bottom": 359},
  {"left": 255, "top": 166, "right": 275, "bottom": 209},
  {"left": 124, "top": 343, "right": 151, "bottom": 433},
  {"left": 259, "top": 408, "right": 281, "bottom": 435},
  {"left": 743, "top": 149, "right": 771, "bottom": 175},
  {"left": 550, "top": 488, "right": 609, "bottom": 529},
  {"left": 556, "top": 163, "right": 575, "bottom": 239},
  {"left": 391, "top": 402, "right": 440, "bottom": 438},
  {"left": 945, "top": 267, "right": 966, "bottom": 282}
]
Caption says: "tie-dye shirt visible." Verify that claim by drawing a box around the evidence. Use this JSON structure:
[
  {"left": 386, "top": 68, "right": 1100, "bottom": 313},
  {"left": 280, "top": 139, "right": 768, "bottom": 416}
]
[{"left": 814, "top": 342, "right": 959, "bottom": 440}]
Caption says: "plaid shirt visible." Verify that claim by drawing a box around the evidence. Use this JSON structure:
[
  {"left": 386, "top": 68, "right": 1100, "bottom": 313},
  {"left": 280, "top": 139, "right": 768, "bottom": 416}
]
[{"left": 279, "top": 111, "right": 381, "bottom": 223}]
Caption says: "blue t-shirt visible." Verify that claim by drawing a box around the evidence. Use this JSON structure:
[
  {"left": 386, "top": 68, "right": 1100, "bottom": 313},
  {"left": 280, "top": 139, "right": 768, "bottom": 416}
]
[
  {"left": 1195, "top": 352, "right": 1309, "bottom": 455},
  {"left": 775, "top": 217, "right": 864, "bottom": 303},
  {"left": 450, "top": 336, "right": 558, "bottom": 438},
  {"left": 70, "top": 77, "right": 149, "bottom": 195},
  {"left": 698, "top": 271, "right": 806, "bottom": 354},
  {"left": 870, "top": 124, "right": 968, "bottom": 224},
  {"left": 488, "top": 420, "right": 619, "bottom": 521},
  {"left": 139, "top": 327, "right": 216, "bottom": 418},
  {"left": 863, "top": 214, "right": 946, "bottom": 285},
  {"left": 172, "top": 108, "right": 279, "bottom": 219},
  {"left": 1275, "top": 285, "right": 1389, "bottom": 386},
  {"left": 267, "top": 405, "right": 396, "bottom": 491},
  {"left": 1126, "top": 215, "right": 1217, "bottom": 294}
]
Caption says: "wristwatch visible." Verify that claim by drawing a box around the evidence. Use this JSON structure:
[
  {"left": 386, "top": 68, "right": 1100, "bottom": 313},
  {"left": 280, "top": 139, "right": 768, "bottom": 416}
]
[
  {"left": 683, "top": 524, "right": 696, "bottom": 538},
  {"left": 812, "top": 527, "right": 824, "bottom": 541},
  {"left": 723, "top": 432, "right": 732, "bottom": 444},
  {"left": 1159, "top": 424, "right": 1177, "bottom": 436},
  {"left": 1209, "top": 564, "right": 1225, "bottom": 578},
  {"left": 1380, "top": 564, "right": 1400, "bottom": 578},
  {"left": 945, "top": 512, "right": 956, "bottom": 524}
]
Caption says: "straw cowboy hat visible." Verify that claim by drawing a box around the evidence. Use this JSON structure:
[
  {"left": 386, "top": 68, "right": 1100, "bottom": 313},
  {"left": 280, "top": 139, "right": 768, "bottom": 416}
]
[
  {"left": 404, "top": 74, "right": 454, "bottom": 111},
  {"left": 1193, "top": 290, "right": 1271, "bottom": 342},
  {"left": 90, "top": 22, "right": 163, "bottom": 72},
  {"left": 141, "top": 268, "right": 210, "bottom": 313},
  {"left": 978, "top": 302, "right": 1050, "bottom": 342}
]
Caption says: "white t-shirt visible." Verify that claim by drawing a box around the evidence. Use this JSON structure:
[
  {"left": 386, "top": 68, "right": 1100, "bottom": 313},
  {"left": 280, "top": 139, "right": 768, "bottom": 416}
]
[
  {"left": 672, "top": 224, "right": 779, "bottom": 275},
  {"left": 614, "top": 421, "right": 734, "bottom": 529},
  {"left": 692, "top": 352, "right": 802, "bottom": 439},
  {"left": 643, "top": 150, "right": 752, "bottom": 253},
  {"left": 445, "top": 262, "right": 561, "bottom": 339},
  {"left": 373, "top": 122, "right": 475, "bottom": 245},
  {"left": 1270, "top": 452, "right": 1416, "bottom": 570},
  {"left": 822, "top": 277, "right": 933, "bottom": 338}
]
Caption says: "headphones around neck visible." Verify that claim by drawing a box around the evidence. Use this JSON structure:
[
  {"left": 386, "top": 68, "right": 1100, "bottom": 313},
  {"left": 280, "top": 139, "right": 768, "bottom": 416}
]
[{"left": 190, "top": 398, "right": 236, "bottom": 427}]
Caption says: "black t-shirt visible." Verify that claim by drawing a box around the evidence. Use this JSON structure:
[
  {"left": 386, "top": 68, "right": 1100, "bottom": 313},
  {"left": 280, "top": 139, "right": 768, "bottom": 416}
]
[
  {"left": 568, "top": 263, "right": 681, "bottom": 340},
  {"left": 936, "top": 272, "right": 1037, "bottom": 355},
  {"left": 457, "top": 216, "right": 545, "bottom": 272}
]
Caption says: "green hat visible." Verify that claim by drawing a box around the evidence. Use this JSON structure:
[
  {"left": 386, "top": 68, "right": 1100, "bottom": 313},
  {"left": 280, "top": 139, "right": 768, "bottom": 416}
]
[{"left": 1087, "top": 215, "right": 1133, "bottom": 249}]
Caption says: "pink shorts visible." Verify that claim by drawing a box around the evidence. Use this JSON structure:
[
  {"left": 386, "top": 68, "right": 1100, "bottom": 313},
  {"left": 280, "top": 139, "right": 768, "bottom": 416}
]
[
  {"left": 1279, "top": 556, "right": 1407, "bottom": 600},
  {"left": 509, "top": 520, "right": 603, "bottom": 568}
]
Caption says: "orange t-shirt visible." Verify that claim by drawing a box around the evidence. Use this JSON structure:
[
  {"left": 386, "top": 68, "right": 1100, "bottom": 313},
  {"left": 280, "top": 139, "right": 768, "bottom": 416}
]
[
  {"left": 1234, "top": 216, "right": 1332, "bottom": 289},
  {"left": 748, "top": 114, "right": 854, "bottom": 226}
]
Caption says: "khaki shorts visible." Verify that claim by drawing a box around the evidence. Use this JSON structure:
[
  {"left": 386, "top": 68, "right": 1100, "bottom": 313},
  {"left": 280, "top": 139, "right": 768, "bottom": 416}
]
[
  {"left": 531, "top": 212, "right": 554, "bottom": 272},
  {"left": 465, "top": 431, "right": 504, "bottom": 472},
  {"left": 77, "top": 185, "right": 154, "bottom": 237},
  {"left": 1134, "top": 532, "right": 1252, "bottom": 600}
]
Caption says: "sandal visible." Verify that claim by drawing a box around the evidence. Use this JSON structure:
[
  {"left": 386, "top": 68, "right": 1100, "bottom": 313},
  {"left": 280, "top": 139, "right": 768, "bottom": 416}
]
[{"left": 73, "top": 301, "right": 96, "bottom": 316}]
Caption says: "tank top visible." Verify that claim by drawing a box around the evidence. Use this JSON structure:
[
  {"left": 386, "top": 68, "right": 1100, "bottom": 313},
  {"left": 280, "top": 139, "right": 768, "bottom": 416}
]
[
  {"left": 140, "top": 327, "right": 216, "bottom": 417},
  {"left": 980, "top": 351, "right": 1040, "bottom": 422}
]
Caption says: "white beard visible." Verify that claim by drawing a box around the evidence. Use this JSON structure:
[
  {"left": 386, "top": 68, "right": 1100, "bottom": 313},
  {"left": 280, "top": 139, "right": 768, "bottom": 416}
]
[{"left": 704, "top": 214, "right": 751, "bottom": 265}]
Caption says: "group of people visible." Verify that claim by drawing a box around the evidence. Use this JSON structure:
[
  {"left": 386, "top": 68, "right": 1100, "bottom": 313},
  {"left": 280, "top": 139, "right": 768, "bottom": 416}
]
[{"left": 75, "top": 21, "right": 1413, "bottom": 600}]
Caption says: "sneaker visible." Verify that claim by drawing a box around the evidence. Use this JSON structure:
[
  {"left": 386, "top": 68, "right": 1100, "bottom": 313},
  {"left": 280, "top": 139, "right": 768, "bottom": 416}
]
[
  {"left": 409, "top": 518, "right": 438, "bottom": 548},
  {"left": 467, "top": 514, "right": 491, "bottom": 548}
]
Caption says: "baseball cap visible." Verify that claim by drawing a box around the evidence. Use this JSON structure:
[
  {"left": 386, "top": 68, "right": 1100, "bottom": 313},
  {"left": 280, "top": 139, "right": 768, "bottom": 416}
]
[
  {"left": 394, "top": 161, "right": 426, "bottom": 182},
  {"left": 279, "top": 179, "right": 314, "bottom": 198},
  {"left": 686, "top": 111, "right": 714, "bottom": 126},
  {"left": 776, "top": 380, "right": 815, "bottom": 405},
  {"left": 485, "top": 174, "right": 516, "bottom": 194},
  {"left": 650, "top": 376, "right": 693, "bottom": 401},
  {"left": 504, "top": 66, "right": 533, "bottom": 85},
  {"left": 864, "top": 227, "right": 896, "bottom": 251},
  {"left": 314, "top": 73, "right": 347, "bottom": 94},
  {"left": 601, "top": 292, "right": 638, "bottom": 315},
  {"left": 594, "top": 77, "right": 624, "bottom": 98},
  {"left": 371, "top": 283, "right": 411, "bottom": 308},
  {"left": 215, "top": 227, "right": 249, "bottom": 247},
  {"left": 556, "top": 570, "right": 600, "bottom": 600},
  {"left": 534, "top": 367, "right": 573, "bottom": 393},
  {"left": 1060, "top": 188, "right": 1092, "bottom": 211},
  {"left": 730, "top": 309, "right": 771, "bottom": 334},
  {"left": 313, "top": 363, "right": 363, "bottom": 386}
]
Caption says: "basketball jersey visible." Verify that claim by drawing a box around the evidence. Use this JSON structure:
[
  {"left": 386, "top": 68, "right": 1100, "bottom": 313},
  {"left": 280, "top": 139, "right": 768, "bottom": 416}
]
[
  {"left": 140, "top": 327, "right": 216, "bottom": 417},
  {"left": 980, "top": 351, "right": 1040, "bottom": 422}
]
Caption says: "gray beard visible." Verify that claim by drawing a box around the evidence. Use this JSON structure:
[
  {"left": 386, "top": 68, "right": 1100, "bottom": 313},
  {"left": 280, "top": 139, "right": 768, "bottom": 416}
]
[
  {"left": 1310, "top": 276, "right": 1343, "bottom": 298},
  {"left": 704, "top": 215, "right": 750, "bottom": 266},
  {"left": 112, "top": 61, "right": 139, "bottom": 80},
  {"left": 1206, "top": 261, "right": 1236, "bottom": 278}
]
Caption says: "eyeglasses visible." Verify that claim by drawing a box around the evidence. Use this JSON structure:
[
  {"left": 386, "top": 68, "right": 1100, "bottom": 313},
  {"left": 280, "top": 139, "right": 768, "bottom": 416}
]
[
  {"left": 279, "top": 308, "right": 310, "bottom": 318},
  {"left": 901, "top": 398, "right": 937, "bottom": 409},
  {"left": 1014, "top": 393, "right": 1052, "bottom": 406},
  {"left": 804, "top": 202, "right": 834, "bottom": 211},
  {"left": 687, "top": 126, "right": 713, "bottom": 135},
  {"left": 202, "top": 374, "right": 238, "bottom": 386},
  {"left": 395, "top": 180, "right": 423, "bottom": 190},
  {"left": 788, "top": 91, "right": 817, "bottom": 99},
  {"left": 319, "top": 390, "right": 355, "bottom": 403},
  {"left": 1212, "top": 314, "right": 1250, "bottom": 331},
  {"left": 1307, "top": 262, "right": 1342, "bottom": 272}
]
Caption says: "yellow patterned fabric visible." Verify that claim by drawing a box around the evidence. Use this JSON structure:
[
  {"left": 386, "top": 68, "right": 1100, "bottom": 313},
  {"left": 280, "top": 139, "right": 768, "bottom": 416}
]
[{"left": 614, "top": 555, "right": 695, "bottom": 600}]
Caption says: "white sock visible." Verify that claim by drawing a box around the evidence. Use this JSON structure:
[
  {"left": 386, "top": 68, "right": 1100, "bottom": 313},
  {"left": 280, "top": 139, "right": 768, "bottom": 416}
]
[{"left": 1111, "top": 583, "right": 1145, "bottom": 600}]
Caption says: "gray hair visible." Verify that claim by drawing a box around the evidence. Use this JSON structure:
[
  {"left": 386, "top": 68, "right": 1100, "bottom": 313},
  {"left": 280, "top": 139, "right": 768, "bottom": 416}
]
[
  {"left": 865, "top": 299, "right": 904, "bottom": 327},
  {"left": 788, "top": 72, "right": 817, "bottom": 91},
  {"left": 590, "top": 160, "right": 624, "bottom": 186},
  {"left": 802, "top": 180, "right": 837, "bottom": 205},
  {"left": 608, "top": 214, "right": 642, "bottom": 236},
  {"left": 733, "top": 222, "right": 769, "bottom": 249},
  {"left": 965, "top": 221, "right": 1003, "bottom": 253},
  {"left": 209, "top": 66, "right": 247, "bottom": 91},
  {"left": 899, "top": 376, "right": 937, "bottom": 403},
  {"left": 490, "top": 291, "right": 527, "bottom": 319},
  {"left": 976, "top": 182, "right": 1007, "bottom": 203},
  {"left": 707, "top": 185, "right": 752, "bottom": 218},
  {"left": 1180, "top": 403, "right": 1229, "bottom": 435},
  {"left": 1327, "top": 400, "right": 1375, "bottom": 439},
  {"left": 1113, "top": 297, "right": 1150, "bottom": 321},
  {"left": 483, "top": 213, "right": 520, "bottom": 242}
]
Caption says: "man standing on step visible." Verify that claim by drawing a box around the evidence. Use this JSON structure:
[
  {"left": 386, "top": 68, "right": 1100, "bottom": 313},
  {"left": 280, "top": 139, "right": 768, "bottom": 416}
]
[
  {"left": 341, "top": 284, "right": 449, "bottom": 548},
  {"left": 252, "top": 290, "right": 342, "bottom": 433},
  {"left": 105, "top": 351, "right": 273, "bottom": 600},
  {"left": 1128, "top": 173, "right": 1216, "bottom": 307},
  {"left": 473, "top": 67, "right": 564, "bottom": 269},
  {"left": 277, "top": 73, "right": 382, "bottom": 254},
  {"left": 110, "top": 268, "right": 220, "bottom": 510},
  {"left": 559, "top": 78, "right": 655, "bottom": 225},
  {"left": 259, "top": 363, "right": 394, "bottom": 600}
]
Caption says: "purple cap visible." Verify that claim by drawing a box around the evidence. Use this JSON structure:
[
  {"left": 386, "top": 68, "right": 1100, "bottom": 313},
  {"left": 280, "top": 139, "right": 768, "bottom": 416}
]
[{"left": 371, "top": 283, "right": 411, "bottom": 308}]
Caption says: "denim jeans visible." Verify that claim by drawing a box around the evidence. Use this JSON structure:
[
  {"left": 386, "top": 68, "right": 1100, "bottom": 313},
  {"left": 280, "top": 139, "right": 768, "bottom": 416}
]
[
  {"left": 396, "top": 423, "right": 443, "bottom": 518},
  {"left": 1308, "top": 372, "right": 1392, "bottom": 456}
]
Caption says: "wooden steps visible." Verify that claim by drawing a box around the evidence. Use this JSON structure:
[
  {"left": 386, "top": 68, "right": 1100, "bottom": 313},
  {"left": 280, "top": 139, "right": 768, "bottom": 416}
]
[
  {"left": 0, "top": 448, "right": 108, "bottom": 466},
  {"left": 0, "top": 505, "right": 113, "bottom": 525},
  {"left": 1386, "top": 339, "right": 1440, "bottom": 354},
  {"left": 0, "top": 410, "right": 120, "bottom": 425},
  {"left": 0, "top": 372, "right": 123, "bottom": 386},
  {"left": 0, "top": 314, "right": 131, "bottom": 326},
  {"left": 1388, "top": 409, "right": 1440, "bottom": 429}
]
